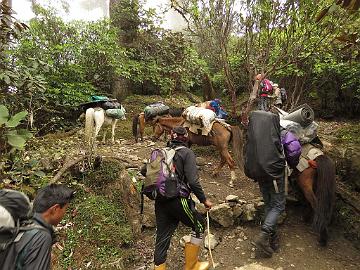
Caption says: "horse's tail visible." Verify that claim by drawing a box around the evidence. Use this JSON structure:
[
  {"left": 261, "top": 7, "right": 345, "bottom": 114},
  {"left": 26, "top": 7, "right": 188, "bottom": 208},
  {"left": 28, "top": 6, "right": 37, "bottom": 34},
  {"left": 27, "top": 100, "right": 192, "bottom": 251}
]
[
  {"left": 230, "top": 125, "right": 245, "bottom": 170},
  {"left": 85, "top": 108, "right": 95, "bottom": 145},
  {"left": 313, "top": 154, "right": 336, "bottom": 245},
  {"left": 132, "top": 114, "right": 139, "bottom": 142}
]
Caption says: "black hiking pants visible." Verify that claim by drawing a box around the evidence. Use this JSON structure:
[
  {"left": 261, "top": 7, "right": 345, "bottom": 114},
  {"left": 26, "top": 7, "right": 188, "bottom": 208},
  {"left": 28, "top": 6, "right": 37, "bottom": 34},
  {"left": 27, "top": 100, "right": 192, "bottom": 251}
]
[{"left": 154, "top": 197, "right": 205, "bottom": 265}]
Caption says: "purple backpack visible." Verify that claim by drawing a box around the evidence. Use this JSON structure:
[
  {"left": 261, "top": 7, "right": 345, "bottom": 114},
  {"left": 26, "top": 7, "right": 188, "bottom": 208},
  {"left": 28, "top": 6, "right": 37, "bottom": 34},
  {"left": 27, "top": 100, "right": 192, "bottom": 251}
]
[
  {"left": 281, "top": 131, "right": 301, "bottom": 168},
  {"left": 143, "top": 147, "right": 190, "bottom": 200}
]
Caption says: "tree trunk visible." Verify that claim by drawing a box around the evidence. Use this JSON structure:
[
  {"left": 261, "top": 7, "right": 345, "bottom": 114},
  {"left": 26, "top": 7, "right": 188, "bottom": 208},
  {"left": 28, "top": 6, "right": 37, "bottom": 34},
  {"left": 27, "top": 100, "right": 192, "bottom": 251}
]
[
  {"left": 220, "top": 40, "right": 237, "bottom": 116},
  {"left": 202, "top": 73, "right": 215, "bottom": 101}
]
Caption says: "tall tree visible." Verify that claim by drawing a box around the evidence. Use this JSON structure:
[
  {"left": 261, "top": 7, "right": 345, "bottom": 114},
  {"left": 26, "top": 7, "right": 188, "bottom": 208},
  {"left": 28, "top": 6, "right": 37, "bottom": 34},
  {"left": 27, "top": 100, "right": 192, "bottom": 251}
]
[
  {"left": 109, "top": 0, "right": 140, "bottom": 100},
  {"left": 171, "top": 0, "right": 239, "bottom": 115}
]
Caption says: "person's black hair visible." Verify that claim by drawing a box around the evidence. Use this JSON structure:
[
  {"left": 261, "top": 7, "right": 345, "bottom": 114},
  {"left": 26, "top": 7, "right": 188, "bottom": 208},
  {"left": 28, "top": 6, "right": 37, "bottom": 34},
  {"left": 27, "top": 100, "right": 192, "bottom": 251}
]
[{"left": 33, "top": 184, "right": 74, "bottom": 213}]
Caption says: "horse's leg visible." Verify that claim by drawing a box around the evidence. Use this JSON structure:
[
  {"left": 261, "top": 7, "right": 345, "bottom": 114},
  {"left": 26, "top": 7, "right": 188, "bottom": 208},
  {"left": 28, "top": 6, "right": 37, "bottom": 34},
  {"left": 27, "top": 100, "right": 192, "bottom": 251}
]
[
  {"left": 94, "top": 110, "right": 105, "bottom": 146},
  {"left": 297, "top": 167, "right": 317, "bottom": 212},
  {"left": 111, "top": 119, "right": 118, "bottom": 143},
  {"left": 212, "top": 155, "right": 226, "bottom": 177},
  {"left": 85, "top": 108, "right": 95, "bottom": 146},
  {"left": 139, "top": 115, "right": 145, "bottom": 141},
  {"left": 226, "top": 151, "right": 236, "bottom": 188}
]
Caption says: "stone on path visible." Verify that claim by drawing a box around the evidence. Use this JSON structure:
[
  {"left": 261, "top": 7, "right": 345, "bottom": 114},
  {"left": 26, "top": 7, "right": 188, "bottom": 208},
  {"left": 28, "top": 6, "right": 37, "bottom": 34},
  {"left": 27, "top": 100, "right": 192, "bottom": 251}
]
[
  {"left": 226, "top": 195, "right": 239, "bottom": 202},
  {"left": 209, "top": 203, "right": 234, "bottom": 227},
  {"left": 204, "top": 233, "right": 219, "bottom": 250},
  {"left": 234, "top": 263, "right": 275, "bottom": 270}
]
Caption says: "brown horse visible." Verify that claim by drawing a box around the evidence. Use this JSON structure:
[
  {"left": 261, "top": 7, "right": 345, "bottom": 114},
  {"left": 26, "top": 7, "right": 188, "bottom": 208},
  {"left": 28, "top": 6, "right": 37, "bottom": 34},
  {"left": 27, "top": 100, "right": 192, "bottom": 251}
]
[
  {"left": 132, "top": 108, "right": 184, "bottom": 142},
  {"left": 295, "top": 154, "right": 336, "bottom": 246},
  {"left": 153, "top": 117, "right": 244, "bottom": 187}
]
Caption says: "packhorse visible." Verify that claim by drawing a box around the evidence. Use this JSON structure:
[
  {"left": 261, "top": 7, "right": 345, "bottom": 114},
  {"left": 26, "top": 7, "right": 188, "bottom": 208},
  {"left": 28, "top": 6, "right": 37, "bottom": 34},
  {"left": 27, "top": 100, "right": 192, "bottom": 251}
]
[
  {"left": 132, "top": 107, "right": 184, "bottom": 142},
  {"left": 294, "top": 154, "right": 336, "bottom": 246},
  {"left": 153, "top": 116, "right": 244, "bottom": 187},
  {"left": 84, "top": 107, "right": 125, "bottom": 147}
]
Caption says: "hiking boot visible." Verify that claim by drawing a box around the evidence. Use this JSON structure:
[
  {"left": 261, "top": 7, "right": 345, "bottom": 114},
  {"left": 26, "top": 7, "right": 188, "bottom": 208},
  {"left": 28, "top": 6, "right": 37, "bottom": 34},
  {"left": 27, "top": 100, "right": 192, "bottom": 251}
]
[
  {"left": 184, "top": 242, "right": 210, "bottom": 270},
  {"left": 270, "top": 232, "right": 280, "bottom": 253},
  {"left": 254, "top": 231, "right": 274, "bottom": 258}
]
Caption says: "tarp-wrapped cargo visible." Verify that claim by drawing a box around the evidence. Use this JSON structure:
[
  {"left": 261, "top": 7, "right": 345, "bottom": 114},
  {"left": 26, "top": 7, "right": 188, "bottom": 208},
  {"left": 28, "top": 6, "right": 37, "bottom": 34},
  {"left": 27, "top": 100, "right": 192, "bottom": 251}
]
[
  {"left": 244, "top": 111, "right": 285, "bottom": 181},
  {"left": 91, "top": 95, "right": 109, "bottom": 102},
  {"left": 144, "top": 103, "right": 170, "bottom": 120},
  {"left": 282, "top": 104, "right": 314, "bottom": 127},
  {"left": 280, "top": 120, "right": 318, "bottom": 144},
  {"left": 182, "top": 106, "right": 216, "bottom": 128},
  {"left": 102, "top": 101, "right": 121, "bottom": 110},
  {"left": 106, "top": 106, "right": 126, "bottom": 120},
  {"left": 276, "top": 104, "right": 318, "bottom": 144}
]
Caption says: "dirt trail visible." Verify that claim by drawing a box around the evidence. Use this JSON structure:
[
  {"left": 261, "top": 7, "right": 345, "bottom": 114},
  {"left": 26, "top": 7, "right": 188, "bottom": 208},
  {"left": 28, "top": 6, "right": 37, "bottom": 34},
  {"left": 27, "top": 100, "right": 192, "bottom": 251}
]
[{"left": 95, "top": 135, "right": 360, "bottom": 270}]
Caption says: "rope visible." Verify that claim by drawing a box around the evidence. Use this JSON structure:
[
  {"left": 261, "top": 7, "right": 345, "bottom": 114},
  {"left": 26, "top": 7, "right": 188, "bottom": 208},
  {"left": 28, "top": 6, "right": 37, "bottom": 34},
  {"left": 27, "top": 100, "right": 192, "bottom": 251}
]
[{"left": 206, "top": 211, "right": 216, "bottom": 268}]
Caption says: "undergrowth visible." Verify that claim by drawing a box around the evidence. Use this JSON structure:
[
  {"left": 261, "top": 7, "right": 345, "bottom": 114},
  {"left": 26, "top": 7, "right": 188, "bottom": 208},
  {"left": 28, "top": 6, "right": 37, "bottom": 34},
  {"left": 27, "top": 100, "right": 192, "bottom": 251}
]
[{"left": 335, "top": 124, "right": 360, "bottom": 144}]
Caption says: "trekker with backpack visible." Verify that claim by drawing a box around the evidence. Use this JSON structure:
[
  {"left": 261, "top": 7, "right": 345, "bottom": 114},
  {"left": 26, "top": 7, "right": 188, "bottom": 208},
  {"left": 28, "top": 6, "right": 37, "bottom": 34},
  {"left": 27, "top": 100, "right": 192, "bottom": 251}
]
[
  {"left": 141, "top": 126, "right": 212, "bottom": 270},
  {"left": 244, "top": 111, "right": 300, "bottom": 258},
  {"left": 0, "top": 184, "right": 74, "bottom": 270},
  {"left": 256, "top": 74, "right": 273, "bottom": 111}
]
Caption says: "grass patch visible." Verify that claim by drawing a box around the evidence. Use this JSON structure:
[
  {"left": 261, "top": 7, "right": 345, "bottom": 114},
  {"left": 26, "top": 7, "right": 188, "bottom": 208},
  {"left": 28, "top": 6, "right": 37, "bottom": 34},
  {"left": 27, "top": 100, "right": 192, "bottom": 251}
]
[
  {"left": 335, "top": 124, "right": 360, "bottom": 144},
  {"left": 59, "top": 189, "right": 134, "bottom": 269},
  {"left": 84, "top": 160, "right": 123, "bottom": 188}
]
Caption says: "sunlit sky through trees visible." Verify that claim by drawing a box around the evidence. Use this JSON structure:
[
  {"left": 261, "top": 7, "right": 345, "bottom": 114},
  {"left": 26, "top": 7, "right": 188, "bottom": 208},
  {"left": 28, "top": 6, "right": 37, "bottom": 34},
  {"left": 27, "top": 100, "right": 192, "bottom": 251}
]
[{"left": 13, "top": 0, "right": 187, "bottom": 30}]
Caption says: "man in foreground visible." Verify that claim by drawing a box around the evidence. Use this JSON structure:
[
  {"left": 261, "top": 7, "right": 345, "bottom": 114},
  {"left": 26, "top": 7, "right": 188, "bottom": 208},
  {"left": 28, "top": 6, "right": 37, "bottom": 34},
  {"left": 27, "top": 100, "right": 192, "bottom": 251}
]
[{"left": 1, "top": 184, "right": 74, "bottom": 269}]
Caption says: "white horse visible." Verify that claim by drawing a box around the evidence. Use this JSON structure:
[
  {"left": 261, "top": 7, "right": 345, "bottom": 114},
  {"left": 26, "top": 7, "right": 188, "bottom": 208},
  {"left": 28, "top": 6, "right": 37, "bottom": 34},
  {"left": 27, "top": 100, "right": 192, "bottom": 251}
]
[{"left": 84, "top": 106, "right": 126, "bottom": 146}]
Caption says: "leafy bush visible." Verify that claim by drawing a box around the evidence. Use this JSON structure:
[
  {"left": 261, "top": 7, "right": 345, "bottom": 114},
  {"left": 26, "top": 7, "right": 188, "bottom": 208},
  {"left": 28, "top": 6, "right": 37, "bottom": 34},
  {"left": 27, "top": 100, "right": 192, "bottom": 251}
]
[{"left": 0, "top": 105, "right": 32, "bottom": 151}]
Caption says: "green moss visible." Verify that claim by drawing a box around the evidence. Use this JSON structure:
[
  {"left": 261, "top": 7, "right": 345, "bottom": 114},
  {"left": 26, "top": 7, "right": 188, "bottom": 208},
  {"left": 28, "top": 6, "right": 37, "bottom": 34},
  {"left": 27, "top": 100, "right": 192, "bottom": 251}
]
[
  {"left": 59, "top": 190, "right": 133, "bottom": 269},
  {"left": 84, "top": 160, "right": 123, "bottom": 188}
]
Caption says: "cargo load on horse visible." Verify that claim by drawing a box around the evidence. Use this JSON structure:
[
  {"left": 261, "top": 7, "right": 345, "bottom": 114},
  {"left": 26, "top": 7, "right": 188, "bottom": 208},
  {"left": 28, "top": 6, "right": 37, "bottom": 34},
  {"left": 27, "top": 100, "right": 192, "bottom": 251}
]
[
  {"left": 276, "top": 104, "right": 318, "bottom": 144},
  {"left": 197, "top": 99, "right": 228, "bottom": 119},
  {"left": 144, "top": 103, "right": 170, "bottom": 121},
  {"left": 182, "top": 106, "right": 216, "bottom": 135},
  {"left": 105, "top": 107, "right": 126, "bottom": 120},
  {"left": 79, "top": 95, "right": 122, "bottom": 113}
]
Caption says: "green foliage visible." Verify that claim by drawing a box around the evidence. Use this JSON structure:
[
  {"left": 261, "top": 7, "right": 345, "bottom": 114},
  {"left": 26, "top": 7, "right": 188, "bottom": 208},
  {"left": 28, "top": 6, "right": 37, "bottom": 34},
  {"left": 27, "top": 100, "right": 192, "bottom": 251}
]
[{"left": 0, "top": 104, "right": 32, "bottom": 151}]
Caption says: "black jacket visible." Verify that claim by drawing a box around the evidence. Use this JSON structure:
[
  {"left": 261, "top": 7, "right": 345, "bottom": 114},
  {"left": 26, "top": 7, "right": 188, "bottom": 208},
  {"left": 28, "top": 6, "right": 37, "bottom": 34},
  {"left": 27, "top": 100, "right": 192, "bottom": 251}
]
[{"left": 7, "top": 213, "right": 55, "bottom": 270}]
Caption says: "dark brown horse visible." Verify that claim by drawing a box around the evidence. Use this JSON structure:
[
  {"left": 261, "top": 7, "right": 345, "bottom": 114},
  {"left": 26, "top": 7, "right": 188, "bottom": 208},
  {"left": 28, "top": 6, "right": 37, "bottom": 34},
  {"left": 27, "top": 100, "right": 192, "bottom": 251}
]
[
  {"left": 295, "top": 154, "right": 336, "bottom": 246},
  {"left": 153, "top": 117, "right": 244, "bottom": 187},
  {"left": 132, "top": 108, "right": 184, "bottom": 142}
]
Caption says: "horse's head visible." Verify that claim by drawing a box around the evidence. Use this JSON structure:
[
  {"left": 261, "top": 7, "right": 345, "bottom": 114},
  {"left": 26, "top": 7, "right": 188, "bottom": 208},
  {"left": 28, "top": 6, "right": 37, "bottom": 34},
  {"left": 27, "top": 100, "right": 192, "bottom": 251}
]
[{"left": 152, "top": 122, "right": 165, "bottom": 141}]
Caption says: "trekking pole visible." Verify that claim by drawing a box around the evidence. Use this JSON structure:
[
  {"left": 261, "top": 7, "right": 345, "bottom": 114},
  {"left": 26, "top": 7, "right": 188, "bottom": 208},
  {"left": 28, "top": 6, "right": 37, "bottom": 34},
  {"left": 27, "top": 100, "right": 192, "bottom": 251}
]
[{"left": 206, "top": 211, "right": 216, "bottom": 268}]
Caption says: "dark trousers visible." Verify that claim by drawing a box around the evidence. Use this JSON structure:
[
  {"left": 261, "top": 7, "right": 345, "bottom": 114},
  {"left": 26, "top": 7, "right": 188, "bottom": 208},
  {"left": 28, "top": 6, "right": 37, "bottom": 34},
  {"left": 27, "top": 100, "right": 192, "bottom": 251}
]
[
  {"left": 258, "top": 178, "right": 286, "bottom": 234},
  {"left": 154, "top": 197, "right": 205, "bottom": 265}
]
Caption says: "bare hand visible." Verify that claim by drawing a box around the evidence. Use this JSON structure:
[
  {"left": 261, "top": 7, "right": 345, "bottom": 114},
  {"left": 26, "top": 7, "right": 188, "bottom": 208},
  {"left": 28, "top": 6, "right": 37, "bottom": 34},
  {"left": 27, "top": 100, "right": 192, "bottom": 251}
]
[{"left": 203, "top": 199, "right": 212, "bottom": 210}]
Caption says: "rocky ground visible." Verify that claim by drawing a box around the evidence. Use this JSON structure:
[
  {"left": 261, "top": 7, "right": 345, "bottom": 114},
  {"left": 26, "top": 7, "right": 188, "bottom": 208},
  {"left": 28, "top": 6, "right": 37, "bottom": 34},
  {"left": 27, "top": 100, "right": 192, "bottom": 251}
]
[
  {"left": 116, "top": 135, "right": 360, "bottom": 270},
  {"left": 25, "top": 104, "right": 360, "bottom": 270}
]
